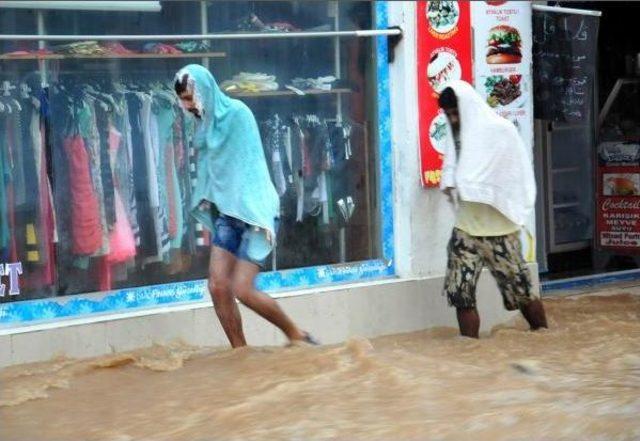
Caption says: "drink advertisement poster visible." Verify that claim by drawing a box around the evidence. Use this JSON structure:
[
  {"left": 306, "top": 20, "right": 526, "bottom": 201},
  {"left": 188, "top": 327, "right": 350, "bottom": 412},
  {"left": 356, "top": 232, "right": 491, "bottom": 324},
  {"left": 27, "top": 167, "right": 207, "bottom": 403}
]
[{"left": 597, "top": 143, "right": 640, "bottom": 251}]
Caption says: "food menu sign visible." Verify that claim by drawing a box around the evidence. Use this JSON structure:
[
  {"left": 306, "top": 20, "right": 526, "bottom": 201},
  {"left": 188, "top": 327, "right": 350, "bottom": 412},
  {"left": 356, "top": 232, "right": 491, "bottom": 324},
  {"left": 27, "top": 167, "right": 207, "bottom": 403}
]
[
  {"left": 468, "top": 1, "right": 536, "bottom": 262},
  {"left": 532, "top": 11, "right": 599, "bottom": 123},
  {"left": 416, "top": 1, "right": 533, "bottom": 187},
  {"left": 470, "top": 1, "right": 533, "bottom": 154},
  {"left": 417, "top": 0, "right": 472, "bottom": 187}
]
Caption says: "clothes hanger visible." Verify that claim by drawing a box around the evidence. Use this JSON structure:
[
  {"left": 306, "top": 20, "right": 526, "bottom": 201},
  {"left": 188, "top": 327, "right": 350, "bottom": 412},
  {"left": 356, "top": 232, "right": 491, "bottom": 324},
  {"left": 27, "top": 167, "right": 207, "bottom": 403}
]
[
  {"left": 0, "top": 81, "right": 16, "bottom": 113},
  {"left": 19, "top": 83, "right": 31, "bottom": 100}
]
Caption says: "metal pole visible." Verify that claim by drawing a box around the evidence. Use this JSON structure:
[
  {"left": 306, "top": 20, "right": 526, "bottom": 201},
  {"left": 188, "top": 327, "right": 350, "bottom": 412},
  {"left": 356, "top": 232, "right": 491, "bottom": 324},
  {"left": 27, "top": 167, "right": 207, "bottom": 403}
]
[
  {"left": 36, "top": 10, "right": 47, "bottom": 87},
  {"left": 339, "top": 227, "right": 346, "bottom": 263},
  {"left": 200, "top": 0, "right": 209, "bottom": 69},
  {"left": 332, "top": 1, "right": 342, "bottom": 125},
  {"left": 0, "top": 29, "right": 402, "bottom": 42}
]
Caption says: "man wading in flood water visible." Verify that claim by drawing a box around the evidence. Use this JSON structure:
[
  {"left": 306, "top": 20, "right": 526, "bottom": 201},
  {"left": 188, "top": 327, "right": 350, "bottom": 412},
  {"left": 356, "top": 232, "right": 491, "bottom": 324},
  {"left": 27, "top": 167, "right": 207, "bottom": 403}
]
[
  {"left": 438, "top": 81, "right": 548, "bottom": 338},
  {"left": 174, "top": 64, "right": 318, "bottom": 348}
]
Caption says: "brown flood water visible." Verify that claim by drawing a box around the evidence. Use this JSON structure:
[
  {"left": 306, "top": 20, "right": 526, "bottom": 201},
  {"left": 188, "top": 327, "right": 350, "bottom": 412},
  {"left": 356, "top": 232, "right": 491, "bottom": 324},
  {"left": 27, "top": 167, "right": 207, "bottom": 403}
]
[{"left": 1, "top": 292, "right": 639, "bottom": 441}]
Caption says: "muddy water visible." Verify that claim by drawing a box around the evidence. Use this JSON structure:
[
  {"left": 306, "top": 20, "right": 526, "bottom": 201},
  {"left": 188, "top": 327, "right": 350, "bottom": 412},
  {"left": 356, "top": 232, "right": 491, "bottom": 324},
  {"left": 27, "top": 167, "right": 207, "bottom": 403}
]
[{"left": 1, "top": 293, "right": 639, "bottom": 441}]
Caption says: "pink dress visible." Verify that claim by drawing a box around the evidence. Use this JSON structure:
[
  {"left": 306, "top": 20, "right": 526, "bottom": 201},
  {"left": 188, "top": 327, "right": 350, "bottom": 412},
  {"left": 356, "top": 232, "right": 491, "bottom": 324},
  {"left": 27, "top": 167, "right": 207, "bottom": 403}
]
[
  {"left": 64, "top": 135, "right": 103, "bottom": 255},
  {"left": 107, "top": 126, "right": 136, "bottom": 264}
]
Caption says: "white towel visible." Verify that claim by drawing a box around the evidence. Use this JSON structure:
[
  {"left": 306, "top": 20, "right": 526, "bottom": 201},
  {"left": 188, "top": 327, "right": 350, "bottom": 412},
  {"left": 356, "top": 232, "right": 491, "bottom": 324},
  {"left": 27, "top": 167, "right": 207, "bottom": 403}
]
[{"left": 440, "top": 80, "right": 536, "bottom": 227}]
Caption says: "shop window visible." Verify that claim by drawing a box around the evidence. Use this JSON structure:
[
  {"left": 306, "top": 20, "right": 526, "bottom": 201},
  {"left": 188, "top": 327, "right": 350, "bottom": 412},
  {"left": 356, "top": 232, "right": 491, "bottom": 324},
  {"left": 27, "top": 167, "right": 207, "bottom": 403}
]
[{"left": 0, "top": 1, "right": 382, "bottom": 302}]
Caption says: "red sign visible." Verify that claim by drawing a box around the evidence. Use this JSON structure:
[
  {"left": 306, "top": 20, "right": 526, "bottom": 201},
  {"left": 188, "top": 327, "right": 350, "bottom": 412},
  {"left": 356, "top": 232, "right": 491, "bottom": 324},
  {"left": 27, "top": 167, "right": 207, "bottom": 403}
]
[
  {"left": 596, "top": 165, "right": 640, "bottom": 252},
  {"left": 417, "top": 0, "right": 473, "bottom": 187}
]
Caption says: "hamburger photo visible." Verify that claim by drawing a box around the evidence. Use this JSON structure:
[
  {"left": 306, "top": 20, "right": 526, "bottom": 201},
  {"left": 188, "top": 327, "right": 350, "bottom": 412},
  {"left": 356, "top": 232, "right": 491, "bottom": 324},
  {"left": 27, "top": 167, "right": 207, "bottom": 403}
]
[{"left": 486, "top": 25, "right": 522, "bottom": 64}]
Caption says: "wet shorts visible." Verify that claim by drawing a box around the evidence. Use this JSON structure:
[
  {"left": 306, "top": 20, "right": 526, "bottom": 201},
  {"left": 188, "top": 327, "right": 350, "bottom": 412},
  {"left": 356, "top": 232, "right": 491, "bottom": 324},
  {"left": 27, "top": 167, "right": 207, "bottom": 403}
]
[
  {"left": 212, "top": 215, "right": 276, "bottom": 268},
  {"left": 443, "top": 228, "right": 534, "bottom": 311}
]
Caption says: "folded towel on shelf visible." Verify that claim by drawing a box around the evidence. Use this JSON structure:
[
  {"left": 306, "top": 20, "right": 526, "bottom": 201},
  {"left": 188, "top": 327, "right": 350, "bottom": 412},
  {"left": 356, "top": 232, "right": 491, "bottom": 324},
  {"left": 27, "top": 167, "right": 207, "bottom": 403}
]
[
  {"left": 175, "top": 41, "right": 211, "bottom": 53},
  {"left": 288, "top": 76, "right": 336, "bottom": 91},
  {"left": 236, "top": 13, "right": 300, "bottom": 32},
  {"left": 220, "top": 73, "right": 279, "bottom": 93},
  {"left": 142, "top": 43, "right": 182, "bottom": 54},
  {"left": 102, "top": 42, "right": 137, "bottom": 55},
  {"left": 54, "top": 41, "right": 110, "bottom": 56}
]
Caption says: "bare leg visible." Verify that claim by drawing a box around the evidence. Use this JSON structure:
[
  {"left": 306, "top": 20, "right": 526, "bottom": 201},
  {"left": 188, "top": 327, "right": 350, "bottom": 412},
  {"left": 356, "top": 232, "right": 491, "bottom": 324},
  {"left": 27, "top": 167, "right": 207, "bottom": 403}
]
[
  {"left": 232, "top": 259, "right": 306, "bottom": 342},
  {"left": 456, "top": 307, "right": 480, "bottom": 338},
  {"left": 520, "top": 299, "right": 548, "bottom": 330},
  {"left": 208, "top": 246, "right": 246, "bottom": 348}
]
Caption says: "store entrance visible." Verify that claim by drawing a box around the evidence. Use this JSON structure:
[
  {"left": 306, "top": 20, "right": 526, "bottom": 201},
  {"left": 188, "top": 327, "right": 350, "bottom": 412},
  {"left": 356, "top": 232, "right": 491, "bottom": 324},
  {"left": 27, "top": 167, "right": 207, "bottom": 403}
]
[{"left": 534, "top": 2, "right": 640, "bottom": 284}]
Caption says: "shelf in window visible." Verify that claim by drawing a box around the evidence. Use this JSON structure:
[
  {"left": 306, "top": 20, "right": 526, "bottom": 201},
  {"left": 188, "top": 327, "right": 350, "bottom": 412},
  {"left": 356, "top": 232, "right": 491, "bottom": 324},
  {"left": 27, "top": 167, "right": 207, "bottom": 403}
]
[
  {"left": 228, "top": 88, "right": 351, "bottom": 98},
  {"left": 552, "top": 167, "right": 581, "bottom": 174},
  {"left": 554, "top": 202, "right": 581, "bottom": 209},
  {"left": 0, "top": 52, "right": 227, "bottom": 60}
]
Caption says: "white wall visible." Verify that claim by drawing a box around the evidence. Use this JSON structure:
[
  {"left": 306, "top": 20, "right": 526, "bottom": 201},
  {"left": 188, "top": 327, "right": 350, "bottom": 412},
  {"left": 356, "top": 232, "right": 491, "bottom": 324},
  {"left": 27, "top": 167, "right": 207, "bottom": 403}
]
[{"left": 388, "top": 1, "right": 457, "bottom": 278}]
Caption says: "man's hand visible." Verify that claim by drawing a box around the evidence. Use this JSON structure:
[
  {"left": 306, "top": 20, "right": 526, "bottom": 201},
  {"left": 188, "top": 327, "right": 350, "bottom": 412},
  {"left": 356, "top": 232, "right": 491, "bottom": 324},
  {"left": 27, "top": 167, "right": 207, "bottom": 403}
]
[{"left": 443, "top": 187, "right": 456, "bottom": 204}]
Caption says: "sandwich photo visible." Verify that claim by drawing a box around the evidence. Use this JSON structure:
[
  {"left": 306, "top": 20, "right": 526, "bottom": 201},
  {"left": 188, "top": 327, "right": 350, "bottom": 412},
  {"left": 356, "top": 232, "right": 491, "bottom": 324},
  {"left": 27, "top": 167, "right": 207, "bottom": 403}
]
[
  {"left": 486, "top": 24, "right": 522, "bottom": 64},
  {"left": 427, "top": 51, "right": 461, "bottom": 94}
]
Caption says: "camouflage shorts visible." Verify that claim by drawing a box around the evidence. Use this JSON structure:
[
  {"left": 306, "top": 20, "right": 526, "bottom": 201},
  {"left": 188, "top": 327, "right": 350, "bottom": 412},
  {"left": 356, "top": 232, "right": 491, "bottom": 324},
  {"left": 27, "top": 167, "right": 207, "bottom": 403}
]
[{"left": 443, "top": 228, "right": 533, "bottom": 311}]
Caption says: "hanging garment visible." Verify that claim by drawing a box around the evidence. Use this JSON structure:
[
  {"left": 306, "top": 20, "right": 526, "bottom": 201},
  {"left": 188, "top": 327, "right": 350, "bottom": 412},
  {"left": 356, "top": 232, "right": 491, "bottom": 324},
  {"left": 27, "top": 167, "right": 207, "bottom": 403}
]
[
  {"left": 19, "top": 98, "right": 41, "bottom": 265},
  {"left": 153, "top": 96, "right": 176, "bottom": 254},
  {"left": 144, "top": 98, "right": 170, "bottom": 262},
  {"left": 126, "top": 93, "right": 158, "bottom": 258},
  {"left": 0, "top": 121, "right": 10, "bottom": 253},
  {"left": 113, "top": 96, "right": 139, "bottom": 245},
  {"left": 79, "top": 97, "right": 109, "bottom": 256},
  {"left": 170, "top": 109, "right": 185, "bottom": 250},
  {"left": 139, "top": 93, "right": 166, "bottom": 264},
  {"left": 63, "top": 135, "right": 103, "bottom": 255},
  {"left": 37, "top": 91, "right": 56, "bottom": 285},
  {"left": 94, "top": 104, "right": 116, "bottom": 231},
  {"left": 107, "top": 126, "right": 136, "bottom": 264}
]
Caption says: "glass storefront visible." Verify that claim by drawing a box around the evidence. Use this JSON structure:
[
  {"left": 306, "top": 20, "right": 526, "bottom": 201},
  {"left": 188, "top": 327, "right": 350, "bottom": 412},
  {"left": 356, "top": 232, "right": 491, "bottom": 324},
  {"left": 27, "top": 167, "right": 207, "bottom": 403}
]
[{"left": 0, "top": 1, "right": 390, "bottom": 307}]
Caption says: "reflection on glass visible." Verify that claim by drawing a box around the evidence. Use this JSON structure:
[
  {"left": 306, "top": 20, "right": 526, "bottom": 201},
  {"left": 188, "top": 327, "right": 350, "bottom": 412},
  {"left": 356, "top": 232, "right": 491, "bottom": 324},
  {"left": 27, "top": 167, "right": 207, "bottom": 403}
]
[{"left": 0, "top": 1, "right": 379, "bottom": 302}]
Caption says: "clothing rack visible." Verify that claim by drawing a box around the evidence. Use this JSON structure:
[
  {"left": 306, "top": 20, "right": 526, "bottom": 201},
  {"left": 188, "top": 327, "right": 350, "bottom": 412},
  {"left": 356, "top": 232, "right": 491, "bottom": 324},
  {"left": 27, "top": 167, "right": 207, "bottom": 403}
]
[{"left": 1, "top": 0, "right": 374, "bottom": 275}]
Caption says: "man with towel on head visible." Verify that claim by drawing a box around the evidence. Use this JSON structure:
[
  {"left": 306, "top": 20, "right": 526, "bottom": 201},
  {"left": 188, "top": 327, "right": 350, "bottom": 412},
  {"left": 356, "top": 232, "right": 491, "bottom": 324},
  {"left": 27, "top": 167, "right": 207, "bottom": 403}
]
[
  {"left": 174, "top": 64, "right": 318, "bottom": 348},
  {"left": 438, "top": 80, "right": 547, "bottom": 338}
]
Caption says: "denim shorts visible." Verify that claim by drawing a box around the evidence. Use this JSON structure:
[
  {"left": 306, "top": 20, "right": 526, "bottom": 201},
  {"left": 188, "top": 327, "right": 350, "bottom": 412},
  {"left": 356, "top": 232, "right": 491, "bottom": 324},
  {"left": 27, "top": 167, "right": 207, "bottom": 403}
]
[{"left": 211, "top": 215, "right": 276, "bottom": 268}]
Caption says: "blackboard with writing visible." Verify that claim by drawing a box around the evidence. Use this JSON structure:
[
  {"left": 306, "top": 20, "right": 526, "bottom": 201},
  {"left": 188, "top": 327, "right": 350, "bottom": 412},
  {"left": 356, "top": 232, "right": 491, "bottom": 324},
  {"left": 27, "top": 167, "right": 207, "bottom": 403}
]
[{"left": 533, "top": 11, "right": 599, "bottom": 123}]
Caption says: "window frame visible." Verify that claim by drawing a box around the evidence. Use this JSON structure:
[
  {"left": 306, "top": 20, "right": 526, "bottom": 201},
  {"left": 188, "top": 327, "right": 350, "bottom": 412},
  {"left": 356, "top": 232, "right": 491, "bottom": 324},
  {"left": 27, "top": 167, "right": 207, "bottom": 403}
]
[{"left": 0, "top": 1, "right": 395, "bottom": 329}]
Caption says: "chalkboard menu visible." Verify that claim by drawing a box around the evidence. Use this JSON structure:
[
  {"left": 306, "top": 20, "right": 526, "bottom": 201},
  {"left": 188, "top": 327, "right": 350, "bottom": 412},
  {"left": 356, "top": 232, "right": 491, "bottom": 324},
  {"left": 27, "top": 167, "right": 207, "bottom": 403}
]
[{"left": 532, "top": 11, "right": 599, "bottom": 122}]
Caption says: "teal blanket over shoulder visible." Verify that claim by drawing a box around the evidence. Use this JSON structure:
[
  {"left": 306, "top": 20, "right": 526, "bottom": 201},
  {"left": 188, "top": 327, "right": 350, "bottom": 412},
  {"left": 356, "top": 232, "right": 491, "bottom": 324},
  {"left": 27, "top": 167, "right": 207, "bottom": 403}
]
[{"left": 175, "top": 64, "right": 279, "bottom": 261}]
